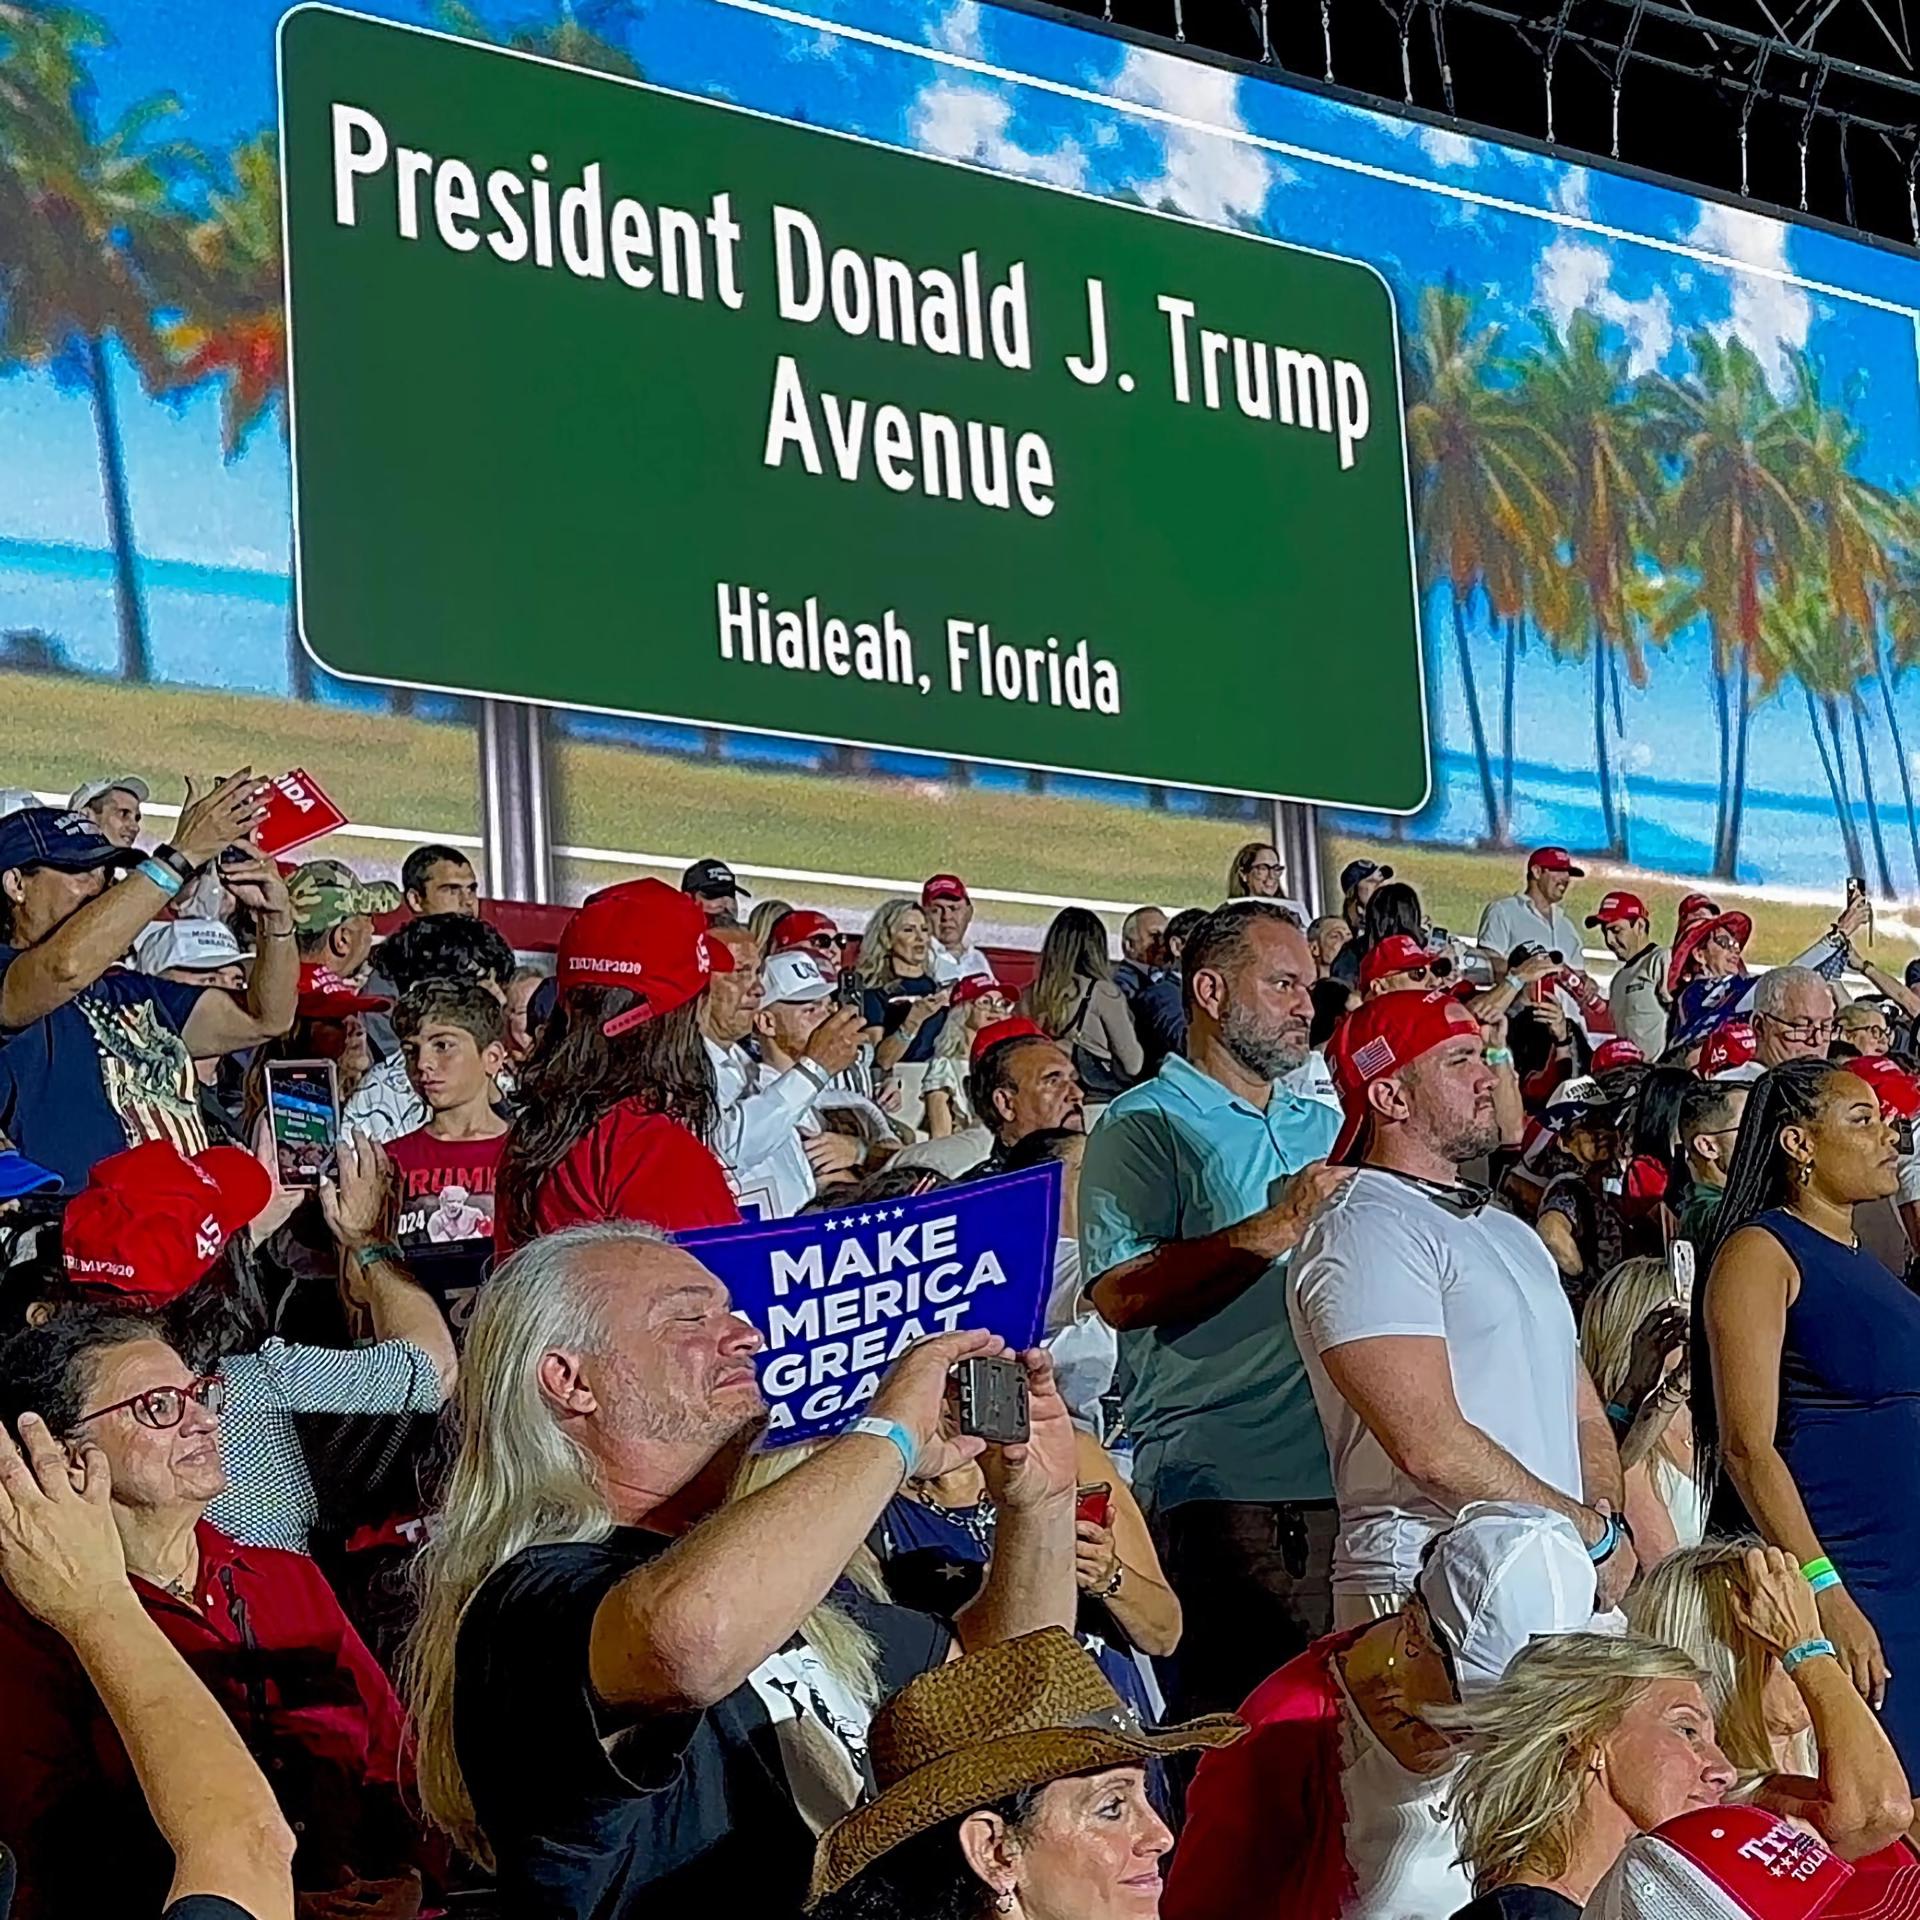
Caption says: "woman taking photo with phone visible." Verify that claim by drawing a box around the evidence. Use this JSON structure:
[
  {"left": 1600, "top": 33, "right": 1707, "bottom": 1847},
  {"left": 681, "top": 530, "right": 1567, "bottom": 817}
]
[{"left": 1696, "top": 1057, "right": 1920, "bottom": 1776}]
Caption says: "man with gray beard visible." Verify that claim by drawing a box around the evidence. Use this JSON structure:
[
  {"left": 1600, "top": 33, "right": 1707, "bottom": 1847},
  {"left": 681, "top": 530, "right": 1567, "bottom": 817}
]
[
  {"left": 1289, "top": 989, "right": 1632, "bottom": 1627},
  {"left": 1079, "top": 899, "right": 1352, "bottom": 1716}
]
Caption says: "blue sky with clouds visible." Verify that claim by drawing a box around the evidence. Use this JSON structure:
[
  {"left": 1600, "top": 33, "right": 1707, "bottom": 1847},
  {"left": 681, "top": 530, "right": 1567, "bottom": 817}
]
[{"left": 7, "top": 0, "right": 1920, "bottom": 881}]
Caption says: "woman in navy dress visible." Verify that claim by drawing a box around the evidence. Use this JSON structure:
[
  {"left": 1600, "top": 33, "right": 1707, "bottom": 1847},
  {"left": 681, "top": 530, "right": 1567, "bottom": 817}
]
[{"left": 1697, "top": 1056, "right": 1920, "bottom": 1773}]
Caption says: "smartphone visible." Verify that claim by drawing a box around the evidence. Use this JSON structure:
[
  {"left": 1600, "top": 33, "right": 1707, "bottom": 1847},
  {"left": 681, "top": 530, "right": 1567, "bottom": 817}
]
[
  {"left": 838, "top": 967, "right": 865, "bottom": 1013},
  {"left": 953, "top": 1355, "right": 1030, "bottom": 1445},
  {"left": 1848, "top": 875, "right": 1867, "bottom": 904},
  {"left": 1076, "top": 1483, "right": 1112, "bottom": 1529},
  {"left": 264, "top": 1058, "right": 340, "bottom": 1189}
]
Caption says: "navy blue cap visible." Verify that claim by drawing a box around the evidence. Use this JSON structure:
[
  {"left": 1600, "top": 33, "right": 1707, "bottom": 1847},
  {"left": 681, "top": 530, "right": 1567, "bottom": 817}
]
[
  {"left": 0, "top": 806, "right": 142, "bottom": 877},
  {"left": 1340, "top": 859, "right": 1393, "bottom": 895},
  {"left": 0, "top": 1149, "right": 59, "bottom": 1201}
]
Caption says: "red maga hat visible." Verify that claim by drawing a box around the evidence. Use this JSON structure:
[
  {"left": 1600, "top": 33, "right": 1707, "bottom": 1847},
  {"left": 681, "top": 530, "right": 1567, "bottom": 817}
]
[
  {"left": 1700, "top": 1020, "right": 1759, "bottom": 1078},
  {"left": 970, "top": 1015, "right": 1048, "bottom": 1066},
  {"left": 558, "top": 877, "right": 732, "bottom": 1032},
  {"left": 1844, "top": 1054, "right": 1920, "bottom": 1121},
  {"left": 1677, "top": 891, "right": 1722, "bottom": 929},
  {"left": 1592, "top": 1038, "right": 1648, "bottom": 1073},
  {"left": 951, "top": 974, "right": 1010, "bottom": 1008},
  {"left": 1328, "top": 989, "right": 1484, "bottom": 1163},
  {"left": 1586, "top": 890, "right": 1649, "bottom": 929},
  {"left": 297, "top": 963, "right": 391, "bottom": 1019},
  {"left": 1528, "top": 846, "right": 1586, "bottom": 876},
  {"left": 768, "top": 909, "right": 840, "bottom": 952},
  {"left": 922, "top": 873, "right": 970, "bottom": 906},
  {"left": 1358, "top": 934, "right": 1452, "bottom": 992},
  {"left": 61, "top": 1140, "right": 273, "bottom": 1304},
  {"left": 1586, "top": 1805, "right": 1853, "bottom": 1920}
]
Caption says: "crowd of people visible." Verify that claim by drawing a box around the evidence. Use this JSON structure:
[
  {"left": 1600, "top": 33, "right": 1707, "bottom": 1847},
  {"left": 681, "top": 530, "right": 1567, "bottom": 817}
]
[{"left": 1, "top": 776, "right": 1919, "bottom": 1920}]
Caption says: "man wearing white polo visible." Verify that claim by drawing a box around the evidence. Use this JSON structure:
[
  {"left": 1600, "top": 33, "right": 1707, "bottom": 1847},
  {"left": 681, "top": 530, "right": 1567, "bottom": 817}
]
[{"left": 1289, "top": 990, "right": 1633, "bottom": 1626}]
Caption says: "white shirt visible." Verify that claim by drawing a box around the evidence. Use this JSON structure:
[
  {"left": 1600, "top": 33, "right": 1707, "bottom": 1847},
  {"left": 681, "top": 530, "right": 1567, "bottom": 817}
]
[
  {"left": 929, "top": 940, "right": 996, "bottom": 986},
  {"left": 1290, "top": 1170, "right": 1583, "bottom": 1595},
  {"left": 1283, "top": 1049, "right": 1343, "bottom": 1114},
  {"left": 707, "top": 1037, "right": 826, "bottom": 1220},
  {"left": 1332, "top": 1666, "right": 1469, "bottom": 1920},
  {"left": 1475, "top": 892, "right": 1585, "bottom": 967},
  {"left": 1043, "top": 1237, "right": 1119, "bottom": 1433}
]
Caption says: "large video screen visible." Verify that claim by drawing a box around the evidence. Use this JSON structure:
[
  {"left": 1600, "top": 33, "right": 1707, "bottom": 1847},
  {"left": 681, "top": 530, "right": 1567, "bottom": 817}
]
[{"left": 4, "top": 0, "right": 1918, "bottom": 954}]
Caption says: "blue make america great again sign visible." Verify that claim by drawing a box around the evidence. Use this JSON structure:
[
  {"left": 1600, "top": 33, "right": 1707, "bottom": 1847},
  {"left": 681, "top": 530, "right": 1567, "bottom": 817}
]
[{"left": 679, "top": 1163, "right": 1061, "bottom": 1444}]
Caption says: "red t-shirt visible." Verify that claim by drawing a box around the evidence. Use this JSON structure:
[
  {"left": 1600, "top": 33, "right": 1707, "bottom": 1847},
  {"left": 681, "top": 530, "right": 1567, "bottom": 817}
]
[
  {"left": 1163, "top": 1627, "right": 1368, "bottom": 1920},
  {"left": 388, "top": 1124, "right": 506, "bottom": 1335},
  {"left": 0, "top": 1521, "right": 414, "bottom": 1916},
  {"left": 499, "top": 1097, "right": 740, "bottom": 1254}
]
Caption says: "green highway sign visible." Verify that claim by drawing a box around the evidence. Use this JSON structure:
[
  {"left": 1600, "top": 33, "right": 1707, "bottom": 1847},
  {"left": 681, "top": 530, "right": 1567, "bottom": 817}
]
[{"left": 278, "top": 5, "right": 1429, "bottom": 805}]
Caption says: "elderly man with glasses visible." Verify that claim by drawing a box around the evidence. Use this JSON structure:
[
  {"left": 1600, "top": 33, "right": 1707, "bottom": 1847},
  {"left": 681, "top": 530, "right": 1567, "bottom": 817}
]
[
  {"left": 1750, "top": 965, "right": 1843, "bottom": 1069},
  {"left": 0, "top": 1306, "right": 423, "bottom": 1918}
]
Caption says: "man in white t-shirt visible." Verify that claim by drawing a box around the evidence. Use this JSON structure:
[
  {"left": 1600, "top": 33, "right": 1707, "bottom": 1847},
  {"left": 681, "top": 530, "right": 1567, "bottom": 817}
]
[
  {"left": 922, "top": 873, "right": 997, "bottom": 986},
  {"left": 1289, "top": 989, "right": 1632, "bottom": 1627}
]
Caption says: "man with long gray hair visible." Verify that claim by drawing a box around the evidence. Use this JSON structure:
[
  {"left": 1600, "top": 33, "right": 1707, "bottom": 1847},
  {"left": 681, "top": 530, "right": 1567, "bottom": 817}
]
[{"left": 403, "top": 1219, "right": 1077, "bottom": 1917}]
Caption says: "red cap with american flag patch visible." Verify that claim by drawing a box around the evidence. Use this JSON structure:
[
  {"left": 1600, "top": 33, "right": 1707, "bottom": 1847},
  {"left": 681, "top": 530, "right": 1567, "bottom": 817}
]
[{"left": 1328, "top": 989, "right": 1485, "bottom": 1164}]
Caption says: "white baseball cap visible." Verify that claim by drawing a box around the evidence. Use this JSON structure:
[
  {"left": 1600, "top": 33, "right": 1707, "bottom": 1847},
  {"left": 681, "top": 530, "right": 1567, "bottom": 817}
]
[
  {"left": 70, "top": 775, "right": 150, "bottom": 811},
  {"left": 1416, "top": 1501, "right": 1600, "bottom": 1695},
  {"left": 761, "top": 949, "right": 836, "bottom": 1007},
  {"left": 136, "top": 918, "right": 253, "bottom": 975},
  {"left": 0, "top": 788, "right": 39, "bottom": 819}
]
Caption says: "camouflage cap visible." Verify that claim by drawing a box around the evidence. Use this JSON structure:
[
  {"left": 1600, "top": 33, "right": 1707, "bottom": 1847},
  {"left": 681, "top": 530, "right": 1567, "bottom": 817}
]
[{"left": 286, "top": 858, "right": 402, "bottom": 934}]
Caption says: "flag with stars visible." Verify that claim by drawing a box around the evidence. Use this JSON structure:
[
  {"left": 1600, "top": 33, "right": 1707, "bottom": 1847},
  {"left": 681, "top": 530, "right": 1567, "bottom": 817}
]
[{"left": 679, "top": 1163, "right": 1062, "bottom": 1445}]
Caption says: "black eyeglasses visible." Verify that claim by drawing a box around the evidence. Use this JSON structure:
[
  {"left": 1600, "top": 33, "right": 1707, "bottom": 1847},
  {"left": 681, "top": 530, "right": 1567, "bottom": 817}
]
[
  {"left": 800, "top": 934, "right": 840, "bottom": 953},
  {"left": 73, "top": 1374, "right": 225, "bottom": 1432}
]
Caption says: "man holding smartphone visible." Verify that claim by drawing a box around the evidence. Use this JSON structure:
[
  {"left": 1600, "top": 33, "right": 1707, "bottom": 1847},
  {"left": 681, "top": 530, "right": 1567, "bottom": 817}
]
[{"left": 0, "top": 775, "right": 298, "bottom": 1190}]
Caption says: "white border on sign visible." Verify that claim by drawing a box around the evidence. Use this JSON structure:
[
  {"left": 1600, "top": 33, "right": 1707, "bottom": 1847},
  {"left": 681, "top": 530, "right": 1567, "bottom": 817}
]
[{"left": 275, "top": 0, "right": 1433, "bottom": 811}]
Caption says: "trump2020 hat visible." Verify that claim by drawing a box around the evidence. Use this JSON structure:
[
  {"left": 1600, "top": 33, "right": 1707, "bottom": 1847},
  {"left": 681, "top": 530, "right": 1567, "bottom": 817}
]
[
  {"left": 760, "top": 949, "right": 836, "bottom": 1008},
  {"left": 1587, "top": 890, "right": 1649, "bottom": 929},
  {"left": 1593, "top": 1038, "right": 1648, "bottom": 1074},
  {"left": 1328, "top": 989, "right": 1483, "bottom": 1163},
  {"left": 560, "top": 877, "right": 733, "bottom": 1032},
  {"left": 61, "top": 1140, "right": 273, "bottom": 1304},
  {"left": 0, "top": 807, "right": 142, "bottom": 879},
  {"left": 680, "top": 857, "right": 747, "bottom": 900}
]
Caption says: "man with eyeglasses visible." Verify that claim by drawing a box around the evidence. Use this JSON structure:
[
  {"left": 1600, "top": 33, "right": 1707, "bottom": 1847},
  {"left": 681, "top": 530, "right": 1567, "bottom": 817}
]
[
  {"left": 0, "top": 1307, "right": 422, "bottom": 1918},
  {"left": 1290, "top": 990, "right": 1632, "bottom": 1628},
  {"left": 1750, "top": 965, "right": 1842, "bottom": 1069},
  {"left": 1357, "top": 933, "right": 1453, "bottom": 999},
  {"left": 1675, "top": 1075, "right": 1752, "bottom": 1250}
]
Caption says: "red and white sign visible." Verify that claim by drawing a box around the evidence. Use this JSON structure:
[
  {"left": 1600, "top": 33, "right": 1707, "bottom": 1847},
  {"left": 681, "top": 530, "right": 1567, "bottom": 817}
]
[{"left": 251, "top": 769, "right": 347, "bottom": 858}]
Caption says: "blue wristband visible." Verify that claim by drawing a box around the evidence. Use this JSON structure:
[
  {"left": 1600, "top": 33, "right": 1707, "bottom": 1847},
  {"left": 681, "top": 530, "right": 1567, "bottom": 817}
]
[
  {"left": 847, "top": 1416, "right": 917, "bottom": 1482},
  {"left": 1587, "top": 1513, "right": 1622, "bottom": 1564},
  {"left": 1808, "top": 1568, "right": 1843, "bottom": 1594},
  {"left": 135, "top": 857, "right": 184, "bottom": 898},
  {"left": 1782, "top": 1638, "right": 1838, "bottom": 1674}
]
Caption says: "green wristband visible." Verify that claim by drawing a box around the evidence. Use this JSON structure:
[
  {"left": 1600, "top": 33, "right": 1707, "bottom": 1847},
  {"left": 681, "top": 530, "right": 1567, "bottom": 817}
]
[{"left": 353, "top": 1242, "right": 406, "bottom": 1271}]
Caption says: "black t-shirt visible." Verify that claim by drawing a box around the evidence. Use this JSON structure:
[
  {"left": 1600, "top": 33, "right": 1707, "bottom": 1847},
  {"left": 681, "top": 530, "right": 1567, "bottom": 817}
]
[
  {"left": 861, "top": 975, "right": 945, "bottom": 1063},
  {"left": 1453, "top": 1887, "right": 1582, "bottom": 1920},
  {"left": 162, "top": 1901, "right": 257, "bottom": 1919},
  {"left": 455, "top": 1527, "right": 949, "bottom": 1918}
]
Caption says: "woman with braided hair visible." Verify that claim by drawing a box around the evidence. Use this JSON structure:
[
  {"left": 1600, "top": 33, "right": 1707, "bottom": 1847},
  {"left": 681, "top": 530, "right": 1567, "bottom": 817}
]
[{"left": 1695, "top": 1056, "right": 1920, "bottom": 1776}]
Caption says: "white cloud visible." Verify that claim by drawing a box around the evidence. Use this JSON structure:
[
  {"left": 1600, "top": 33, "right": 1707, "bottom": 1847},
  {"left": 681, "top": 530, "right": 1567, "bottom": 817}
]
[
  {"left": 1379, "top": 117, "right": 1480, "bottom": 170},
  {"left": 929, "top": 0, "right": 984, "bottom": 57},
  {"left": 1110, "top": 46, "right": 1273, "bottom": 225},
  {"left": 1686, "top": 201, "right": 1811, "bottom": 392},
  {"left": 1534, "top": 231, "right": 1675, "bottom": 376},
  {"left": 909, "top": 81, "right": 1089, "bottom": 189}
]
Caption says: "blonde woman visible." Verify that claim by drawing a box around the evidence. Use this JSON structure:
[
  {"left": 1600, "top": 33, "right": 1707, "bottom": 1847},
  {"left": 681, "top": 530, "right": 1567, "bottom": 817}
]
[
  {"left": 747, "top": 897, "right": 795, "bottom": 955},
  {"left": 1020, "top": 908, "right": 1142, "bottom": 1098},
  {"left": 1580, "top": 1257, "right": 1701, "bottom": 1563},
  {"left": 1445, "top": 1630, "right": 1736, "bottom": 1919},
  {"left": 922, "top": 976, "right": 1013, "bottom": 1137},
  {"left": 1628, "top": 1542, "right": 1911, "bottom": 1859}
]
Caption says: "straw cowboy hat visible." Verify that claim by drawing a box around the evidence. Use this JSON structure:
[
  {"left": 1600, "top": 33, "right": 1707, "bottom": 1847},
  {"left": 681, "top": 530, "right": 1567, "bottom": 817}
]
[{"left": 809, "top": 1628, "right": 1242, "bottom": 1904}]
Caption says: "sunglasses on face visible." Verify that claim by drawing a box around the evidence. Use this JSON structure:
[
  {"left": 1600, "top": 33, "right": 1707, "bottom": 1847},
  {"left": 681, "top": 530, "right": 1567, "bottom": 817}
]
[
  {"left": 800, "top": 934, "right": 839, "bottom": 953},
  {"left": 73, "top": 1373, "right": 225, "bottom": 1432}
]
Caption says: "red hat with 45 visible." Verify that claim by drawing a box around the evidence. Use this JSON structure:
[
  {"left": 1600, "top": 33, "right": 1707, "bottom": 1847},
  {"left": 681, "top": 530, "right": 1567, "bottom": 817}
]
[
  {"left": 1844, "top": 1054, "right": 1920, "bottom": 1122},
  {"left": 1328, "top": 989, "right": 1484, "bottom": 1163},
  {"left": 559, "top": 877, "right": 732, "bottom": 1033},
  {"left": 61, "top": 1140, "right": 273, "bottom": 1304}
]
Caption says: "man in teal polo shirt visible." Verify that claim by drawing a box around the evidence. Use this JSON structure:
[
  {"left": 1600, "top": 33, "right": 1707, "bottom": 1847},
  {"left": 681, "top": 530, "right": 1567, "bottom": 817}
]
[{"left": 1080, "top": 899, "right": 1352, "bottom": 1716}]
